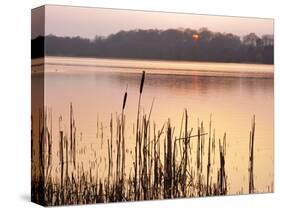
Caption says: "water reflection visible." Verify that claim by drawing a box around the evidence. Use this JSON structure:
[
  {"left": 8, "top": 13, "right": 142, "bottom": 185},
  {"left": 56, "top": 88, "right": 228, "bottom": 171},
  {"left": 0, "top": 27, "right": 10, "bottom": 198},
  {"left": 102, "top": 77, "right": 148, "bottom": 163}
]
[{"left": 32, "top": 58, "right": 274, "bottom": 201}]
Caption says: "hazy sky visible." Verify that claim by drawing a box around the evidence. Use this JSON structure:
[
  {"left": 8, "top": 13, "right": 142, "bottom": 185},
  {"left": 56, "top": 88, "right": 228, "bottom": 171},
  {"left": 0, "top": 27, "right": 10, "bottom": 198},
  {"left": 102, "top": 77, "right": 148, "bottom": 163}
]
[{"left": 32, "top": 5, "right": 274, "bottom": 39}]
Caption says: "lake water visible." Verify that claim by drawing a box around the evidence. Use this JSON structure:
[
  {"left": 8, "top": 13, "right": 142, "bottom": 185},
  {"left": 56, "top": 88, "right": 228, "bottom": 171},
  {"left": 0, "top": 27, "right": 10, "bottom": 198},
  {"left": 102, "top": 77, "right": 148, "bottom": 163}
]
[{"left": 32, "top": 56, "right": 274, "bottom": 195}]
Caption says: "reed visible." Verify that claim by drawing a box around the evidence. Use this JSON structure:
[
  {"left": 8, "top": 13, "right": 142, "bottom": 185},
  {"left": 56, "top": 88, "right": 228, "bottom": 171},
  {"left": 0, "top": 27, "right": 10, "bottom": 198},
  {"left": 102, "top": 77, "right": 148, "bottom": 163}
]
[
  {"left": 206, "top": 115, "right": 212, "bottom": 195},
  {"left": 134, "top": 70, "right": 145, "bottom": 200},
  {"left": 217, "top": 133, "right": 227, "bottom": 195},
  {"left": 31, "top": 71, "right": 261, "bottom": 206},
  {"left": 164, "top": 119, "right": 173, "bottom": 198},
  {"left": 249, "top": 115, "right": 255, "bottom": 194}
]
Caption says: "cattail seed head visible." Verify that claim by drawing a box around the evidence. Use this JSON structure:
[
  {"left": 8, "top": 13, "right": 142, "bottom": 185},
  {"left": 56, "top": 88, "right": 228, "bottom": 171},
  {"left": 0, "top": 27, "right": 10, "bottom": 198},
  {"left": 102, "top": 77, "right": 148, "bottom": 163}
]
[
  {"left": 122, "top": 84, "right": 128, "bottom": 110},
  {"left": 122, "top": 92, "right": 127, "bottom": 110},
  {"left": 140, "top": 71, "right": 145, "bottom": 94}
]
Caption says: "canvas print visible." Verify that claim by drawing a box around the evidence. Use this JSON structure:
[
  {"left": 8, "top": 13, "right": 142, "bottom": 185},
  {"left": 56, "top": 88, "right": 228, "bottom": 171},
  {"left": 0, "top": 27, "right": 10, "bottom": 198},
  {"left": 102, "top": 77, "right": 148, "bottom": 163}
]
[{"left": 31, "top": 5, "right": 274, "bottom": 206}]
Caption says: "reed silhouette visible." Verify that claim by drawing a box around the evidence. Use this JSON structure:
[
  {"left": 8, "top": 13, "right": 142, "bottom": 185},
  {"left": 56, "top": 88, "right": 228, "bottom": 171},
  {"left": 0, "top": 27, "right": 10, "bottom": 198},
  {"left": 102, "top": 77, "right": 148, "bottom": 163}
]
[{"left": 31, "top": 71, "right": 260, "bottom": 206}]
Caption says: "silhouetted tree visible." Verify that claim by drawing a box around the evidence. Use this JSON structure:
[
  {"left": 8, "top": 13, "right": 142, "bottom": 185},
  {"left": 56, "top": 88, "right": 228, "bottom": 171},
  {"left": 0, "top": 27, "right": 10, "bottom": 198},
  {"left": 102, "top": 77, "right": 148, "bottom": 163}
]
[
  {"left": 243, "top": 33, "right": 259, "bottom": 46},
  {"left": 31, "top": 28, "right": 273, "bottom": 64}
]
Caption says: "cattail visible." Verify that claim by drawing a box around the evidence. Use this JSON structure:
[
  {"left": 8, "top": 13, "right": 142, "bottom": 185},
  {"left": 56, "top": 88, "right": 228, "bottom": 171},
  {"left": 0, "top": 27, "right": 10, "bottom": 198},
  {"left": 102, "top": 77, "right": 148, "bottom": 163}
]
[
  {"left": 140, "top": 71, "right": 145, "bottom": 94},
  {"left": 135, "top": 70, "right": 146, "bottom": 199},
  {"left": 122, "top": 85, "right": 128, "bottom": 110},
  {"left": 120, "top": 85, "right": 127, "bottom": 199},
  {"left": 165, "top": 119, "right": 172, "bottom": 198},
  {"left": 122, "top": 92, "right": 127, "bottom": 110}
]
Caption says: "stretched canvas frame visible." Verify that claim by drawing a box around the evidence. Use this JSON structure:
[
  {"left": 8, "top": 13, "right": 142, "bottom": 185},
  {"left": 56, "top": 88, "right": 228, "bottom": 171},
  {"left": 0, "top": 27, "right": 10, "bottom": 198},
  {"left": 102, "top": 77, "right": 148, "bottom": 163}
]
[{"left": 31, "top": 5, "right": 274, "bottom": 206}]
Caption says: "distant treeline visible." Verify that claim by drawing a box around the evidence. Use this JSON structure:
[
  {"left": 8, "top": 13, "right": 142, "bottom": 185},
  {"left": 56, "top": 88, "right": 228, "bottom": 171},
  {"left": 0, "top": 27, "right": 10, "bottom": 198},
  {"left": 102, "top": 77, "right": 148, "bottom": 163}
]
[{"left": 32, "top": 28, "right": 274, "bottom": 64}]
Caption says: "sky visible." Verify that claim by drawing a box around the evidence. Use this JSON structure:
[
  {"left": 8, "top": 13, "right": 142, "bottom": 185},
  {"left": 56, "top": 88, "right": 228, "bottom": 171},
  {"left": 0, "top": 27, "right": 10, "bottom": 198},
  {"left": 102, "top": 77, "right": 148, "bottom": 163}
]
[{"left": 32, "top": 5, "right": 274, "bottom": 39}]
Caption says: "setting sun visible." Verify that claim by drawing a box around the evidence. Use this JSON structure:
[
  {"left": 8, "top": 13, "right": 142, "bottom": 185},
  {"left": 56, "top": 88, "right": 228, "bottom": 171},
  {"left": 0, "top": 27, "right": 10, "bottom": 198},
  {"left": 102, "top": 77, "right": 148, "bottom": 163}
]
[{"left": 192, "top": 34, "right": 200, "bottom": 41}]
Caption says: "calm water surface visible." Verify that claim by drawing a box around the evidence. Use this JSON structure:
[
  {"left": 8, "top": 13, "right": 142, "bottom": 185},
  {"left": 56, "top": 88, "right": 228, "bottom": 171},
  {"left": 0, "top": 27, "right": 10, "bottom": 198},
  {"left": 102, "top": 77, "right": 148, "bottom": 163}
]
[{"left": 32, "top": 56, "right": 274, "bottom": 194}]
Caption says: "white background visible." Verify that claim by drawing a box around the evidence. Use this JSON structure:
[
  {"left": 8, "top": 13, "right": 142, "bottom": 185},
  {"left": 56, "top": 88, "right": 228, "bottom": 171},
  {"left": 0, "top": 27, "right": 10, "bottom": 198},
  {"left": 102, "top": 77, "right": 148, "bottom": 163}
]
[{"left": 0, "top": 0, "right": 280, "bottom": 210}]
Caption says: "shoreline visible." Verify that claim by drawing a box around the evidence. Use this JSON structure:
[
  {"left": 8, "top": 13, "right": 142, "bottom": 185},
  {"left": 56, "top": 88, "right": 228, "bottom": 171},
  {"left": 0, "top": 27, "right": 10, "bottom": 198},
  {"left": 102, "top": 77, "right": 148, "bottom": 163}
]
[{"left": 31, "top": 56, "right": 274, "bottom": 79}]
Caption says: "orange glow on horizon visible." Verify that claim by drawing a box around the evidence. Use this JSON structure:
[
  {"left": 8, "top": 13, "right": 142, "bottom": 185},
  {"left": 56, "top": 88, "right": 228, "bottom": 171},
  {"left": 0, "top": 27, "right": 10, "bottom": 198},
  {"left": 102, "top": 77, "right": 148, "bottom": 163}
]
[{"left": 192, "top": 34, "right": 199, "bottom": 41}]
